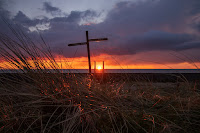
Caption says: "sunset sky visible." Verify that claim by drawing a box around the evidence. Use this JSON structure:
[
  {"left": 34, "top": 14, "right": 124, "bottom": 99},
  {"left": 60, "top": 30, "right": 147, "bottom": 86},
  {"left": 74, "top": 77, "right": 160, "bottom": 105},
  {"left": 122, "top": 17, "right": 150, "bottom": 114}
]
[{"left": 0, "top": 0, "right": 200, "bottom": 69}]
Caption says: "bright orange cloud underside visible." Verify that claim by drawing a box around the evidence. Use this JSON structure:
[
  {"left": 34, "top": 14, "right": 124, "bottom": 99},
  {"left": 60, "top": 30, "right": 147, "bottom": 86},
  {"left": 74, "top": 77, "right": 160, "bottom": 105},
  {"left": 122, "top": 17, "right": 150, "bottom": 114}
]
[{"left": 0, "top": 54, "right": 199, "bottom": 69}]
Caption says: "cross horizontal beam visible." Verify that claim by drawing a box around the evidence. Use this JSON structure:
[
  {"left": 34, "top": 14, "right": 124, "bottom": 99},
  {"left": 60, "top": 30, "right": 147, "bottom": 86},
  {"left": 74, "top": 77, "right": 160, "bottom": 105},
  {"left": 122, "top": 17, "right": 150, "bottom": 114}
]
[
  {"left": 68, "top": 42, "right": 87, "bottom": 46},
  {"left": 89, "top": 38, "right": 108, "bottom": 42},
  {"left": 68, "top": 38, "right": 108, "bottom": 46}
]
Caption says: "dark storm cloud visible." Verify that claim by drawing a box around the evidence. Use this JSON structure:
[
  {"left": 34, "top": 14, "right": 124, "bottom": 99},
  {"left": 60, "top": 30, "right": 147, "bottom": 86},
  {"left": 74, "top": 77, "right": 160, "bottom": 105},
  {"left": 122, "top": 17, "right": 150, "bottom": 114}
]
[
  {"left": 13, "top": 11, "right": 31, "bottom": 24},
  {"left": 13, "top": 11, "right": 38, "bottom": 26},
  {"left": 11, "top": 6, "right": 97, "bottom": 28},
  {"left": 50, "top": 10, "right": 97, "bottom": 23},
  {"left": 92, "top": 31, "right": 199, "bottom": 56},
  {"left": 1, "top": 0, "right": 200, "bottom": 63},
  {"left": 124, "top": 31, "right": 197, "bottom": 53},
  {"left": 91, "top": 0, "right": 200, "bottom": 56},
  {"left": 0, "top": 1, "right": 16, "bottom": 36},
  {"left": 196, "top": 23, "right": 200, "bottom": 32},
  {"left": 0, "top": 0, "right": 10, "bottom": 18},
  {"left": 99, "top": 0, "right": 200, "bottom": 34},
  {"left": 19, "top": 0, "right": 200, "bottom": 58},
  {"left": 12, "top": 11, "right": 49, "bottom": 28},
  {"left": 192, "top": 21, "right": 200, "bottom": 33},
  {"left": 42, "top": 2, "right": 62, "bottom": 16}
]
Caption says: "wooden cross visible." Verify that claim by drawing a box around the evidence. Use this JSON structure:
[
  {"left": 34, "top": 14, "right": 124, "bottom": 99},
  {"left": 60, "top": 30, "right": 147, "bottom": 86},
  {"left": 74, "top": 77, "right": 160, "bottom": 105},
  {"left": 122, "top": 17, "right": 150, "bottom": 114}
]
[{"left": 68, "top": 31, "right": 108, "bottom": 74}]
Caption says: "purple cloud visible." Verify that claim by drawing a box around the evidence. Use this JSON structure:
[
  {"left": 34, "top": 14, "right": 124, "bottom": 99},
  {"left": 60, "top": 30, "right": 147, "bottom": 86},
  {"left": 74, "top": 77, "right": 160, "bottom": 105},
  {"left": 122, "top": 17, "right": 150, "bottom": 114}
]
[{"left": 0, "top": 0, "right": 200, "bottom": 64}]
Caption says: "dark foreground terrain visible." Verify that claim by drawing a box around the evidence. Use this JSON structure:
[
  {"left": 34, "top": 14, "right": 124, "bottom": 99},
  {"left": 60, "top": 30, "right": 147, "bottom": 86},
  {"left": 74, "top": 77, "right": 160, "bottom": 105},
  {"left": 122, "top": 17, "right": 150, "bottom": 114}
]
[
  {"left": 0, "top": 72, "right": 200, "bottom": 132},
  {"left": 1, "top": 72, "right": 200, "bottom": 84}
]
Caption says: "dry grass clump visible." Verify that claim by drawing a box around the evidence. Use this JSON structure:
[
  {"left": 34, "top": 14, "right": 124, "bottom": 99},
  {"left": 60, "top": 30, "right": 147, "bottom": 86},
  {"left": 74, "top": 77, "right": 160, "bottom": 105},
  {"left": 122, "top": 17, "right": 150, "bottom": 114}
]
[{"left": 0, "top": 26, "right": 200, "bottom": 133}]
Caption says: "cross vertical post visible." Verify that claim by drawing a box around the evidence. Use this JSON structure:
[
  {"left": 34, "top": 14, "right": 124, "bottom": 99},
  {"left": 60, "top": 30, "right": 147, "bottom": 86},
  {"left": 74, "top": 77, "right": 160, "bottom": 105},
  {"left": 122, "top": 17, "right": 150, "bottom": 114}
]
[
  {"left": 102, "top": 61, "right": 104, "bottom": 82},
  {"left": 103, "top": 61, "right": 104, "bottom": 74},
  {"left": 86, "top": 31, "right": 91, "bottom": 74},
  {"left": 94, "top": 61, "right": 96, "bottom": 74}
]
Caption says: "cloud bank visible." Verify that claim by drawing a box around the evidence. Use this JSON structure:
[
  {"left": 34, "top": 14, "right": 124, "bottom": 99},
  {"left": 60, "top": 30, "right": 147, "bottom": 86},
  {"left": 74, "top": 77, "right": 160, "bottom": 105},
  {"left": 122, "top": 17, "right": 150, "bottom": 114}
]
[{"left": 0, "top": 0, "right": 200, "bottom": 64}]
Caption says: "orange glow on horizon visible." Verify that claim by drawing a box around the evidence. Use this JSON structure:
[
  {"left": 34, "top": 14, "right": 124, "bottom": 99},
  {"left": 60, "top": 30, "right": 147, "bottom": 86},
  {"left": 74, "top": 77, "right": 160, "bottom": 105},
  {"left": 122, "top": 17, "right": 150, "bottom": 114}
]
[{"left": 0, "top": 54, "right": 200, "bottom": 70}]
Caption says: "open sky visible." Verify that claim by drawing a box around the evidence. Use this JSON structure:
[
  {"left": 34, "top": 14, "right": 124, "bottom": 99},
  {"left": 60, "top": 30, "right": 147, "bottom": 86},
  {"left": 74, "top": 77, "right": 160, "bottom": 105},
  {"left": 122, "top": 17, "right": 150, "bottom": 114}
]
[{"left": 0, "top": 0, "right": 200, "bottom": 69}]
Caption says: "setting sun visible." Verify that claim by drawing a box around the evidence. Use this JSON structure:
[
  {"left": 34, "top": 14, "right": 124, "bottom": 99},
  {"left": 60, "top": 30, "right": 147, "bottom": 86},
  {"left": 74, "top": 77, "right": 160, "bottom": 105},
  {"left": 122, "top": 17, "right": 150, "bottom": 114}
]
[{"left": 97, "top": 66, "right": 102, "bottom": 70}]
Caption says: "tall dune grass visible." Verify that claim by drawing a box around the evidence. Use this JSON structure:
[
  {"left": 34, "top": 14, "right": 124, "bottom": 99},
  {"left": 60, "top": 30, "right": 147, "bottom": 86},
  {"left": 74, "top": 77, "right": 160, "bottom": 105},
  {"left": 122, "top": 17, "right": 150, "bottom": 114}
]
[{"left": 0, "top": 25, "right": 200, "bottom": 133}]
